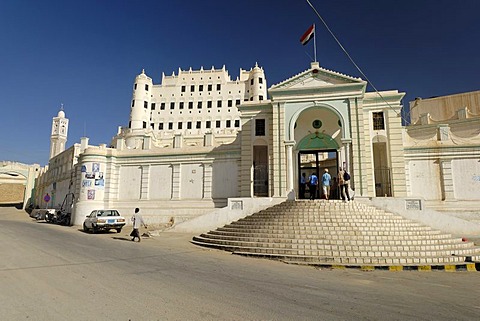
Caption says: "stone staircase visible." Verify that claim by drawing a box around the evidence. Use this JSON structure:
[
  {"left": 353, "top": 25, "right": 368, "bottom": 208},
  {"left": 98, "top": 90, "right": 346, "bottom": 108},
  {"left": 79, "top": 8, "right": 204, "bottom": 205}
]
[{"left": 192, "top": 200, "right": 480, "bottom": 267}]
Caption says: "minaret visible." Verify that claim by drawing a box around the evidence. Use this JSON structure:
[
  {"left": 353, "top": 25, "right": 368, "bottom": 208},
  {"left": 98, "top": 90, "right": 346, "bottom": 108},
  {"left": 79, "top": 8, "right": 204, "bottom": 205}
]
[
  {"left": 50, "top": 105, "right": 69, "bottom": 159},
  {"left": 129, "top": 69, "right": 153, "bottom": 130}
]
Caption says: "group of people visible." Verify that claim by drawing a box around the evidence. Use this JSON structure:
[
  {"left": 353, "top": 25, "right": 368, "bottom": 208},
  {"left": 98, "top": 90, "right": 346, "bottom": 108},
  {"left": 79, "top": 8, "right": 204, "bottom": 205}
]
[{"left": 299, "top": 167, "right": 352, "bottom": 201}]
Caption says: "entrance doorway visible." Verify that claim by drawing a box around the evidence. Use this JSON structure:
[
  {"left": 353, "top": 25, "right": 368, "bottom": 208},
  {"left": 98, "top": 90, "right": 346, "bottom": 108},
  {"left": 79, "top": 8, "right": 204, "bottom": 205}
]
[
  {"left": 253, "top": 146, "right": 269, "bottom": 197},
  {"left": 298, "top": 150, "right": 338, "bottom": 199}
]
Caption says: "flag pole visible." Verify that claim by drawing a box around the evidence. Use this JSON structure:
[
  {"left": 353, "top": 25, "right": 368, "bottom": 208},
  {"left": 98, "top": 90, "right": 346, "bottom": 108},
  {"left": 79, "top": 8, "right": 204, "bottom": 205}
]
[{"left": 313, "top": 23, "right": 317, "bottom": 62}]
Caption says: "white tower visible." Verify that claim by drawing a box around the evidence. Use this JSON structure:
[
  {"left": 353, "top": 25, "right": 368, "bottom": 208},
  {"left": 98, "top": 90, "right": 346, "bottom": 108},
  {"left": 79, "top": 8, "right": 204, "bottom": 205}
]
[
  {"left": 246, "top": 63, "right": 267, "bottom": 102},
  {"left": 129, "top": 69, "right": 153, "bottom": 130},
  {"left": 50, "top": 107, "right": 69, "bottom": 159}
]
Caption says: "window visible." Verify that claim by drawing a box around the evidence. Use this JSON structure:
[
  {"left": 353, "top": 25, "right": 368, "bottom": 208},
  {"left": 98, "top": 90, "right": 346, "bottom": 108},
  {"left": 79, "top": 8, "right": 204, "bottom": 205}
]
[
  {"left": 168, "top": 122, "right": 173, "bottom": 130},
  {"left": 131, "top": 100, "right": 135, "bottom": 107},
  {"left": 188, "top": 101, "right": 193, "bottom": 109},
  {"left": 259, "top": 77, "right": 263, "bottom": 84},
  {"left": 196, "top": 121, "right": 201, "bottom": 129},
  {"left": 151, "top": 123, "right": 155, "bottom": 129},
  {"left": 143, "top": 121, "right": 147, "bottom": 129},
  {"left": 373, "top": 112, "right": 385, "bottom": 130},
  {"left": 216, "top": 120, "right": 221, "bottom": 128},
  {"left": 129, "top": 121, "right": 131, "bottom": 128},
  {"left": 236, "top": 99, "right": 240, "bottom": 106},
  {"left": 160, "top": 103, "right": 165, "bottom": 110},
  {"left": 144, "top": 101, "right": 148, "bottom": 108},
  {"left": 255, "top": 119, "right": 265, "bottom": 136},
  {"left": 226, "top": 120, "right": 231, "bottom": 128},
  {"left": 234, "top": 120, "right": 240, "bottom": 127},
  {"left": 187, "top": 121, "right": 192, "bottom": 129},
  {"left": 151, "top": 103, "right": 156, "bottom": 110},
  {"left": 134, "top": 83, "right": 137, "bottom": 90},
  {"left": 198, "top": 101, "right": 202, "bottom": 109},
  {"left": 181, "top": 85, "right": 186, "bottom": 92},
  {"left": 178, "top": 122, "right": 182, "bottom": 129},
  {"left": 190, "top": 85, "right": 195, "bottom": 92},
  {"left": 216, "top": 84, "right": 221, "bottom": 91},
  {"left": 159, "top": 123, "right": 163, "bottom": 130},
  {"left": 250, "top": 79, "right": 254, "bottom": 85},
  {"left": 217, "top": 100, "right": 222, "bottom": 108},
  {"left": 208, "top": 84, "right": 212, "bottom": 91},
  {"left": 228, "top": 100, "right": 232, "bottom": 107},
  {"left": 206, "top": 121, "right": 211, "bottom": 128},
  {"left": 145, "top": 84, "right": 149, "bottom": 91},
  {"left": 207, "top": 101, "right": 212, "bottom": 108},
  {"left": 199, "top": 85, "right": 203, "bottom": 92},
  {"left": 179, "top": 102, "right": 184, "bottom": 109},
  {"left": 259, "top": 95, "right": 264, "bottom": 101},
  {"left": 170, "top": 102, "right": 175, "bottom": 110}
]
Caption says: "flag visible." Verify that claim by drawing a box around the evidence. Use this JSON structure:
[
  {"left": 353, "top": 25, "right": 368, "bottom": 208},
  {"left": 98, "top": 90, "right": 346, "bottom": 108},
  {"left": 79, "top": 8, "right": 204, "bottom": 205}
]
[{"left": 300, "top": 24, "right": 315, "bottom": 45}]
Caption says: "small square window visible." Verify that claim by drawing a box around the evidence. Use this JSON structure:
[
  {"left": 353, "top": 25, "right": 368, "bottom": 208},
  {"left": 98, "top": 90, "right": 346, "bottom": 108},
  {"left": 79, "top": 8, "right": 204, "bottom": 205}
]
[
  {"left": 188, "top": 102, "right": 193, "bottom": 109},
  {"left": 226, "top": 120, "right": 231, "bottom": 128},
  {"left": 216, "top": 84, "right": 221, "bottom": 91},
  {"left": 207, "top": 101, "right": 212, "bottom": 108},
  {"left": 170, "top": 102, "right": 175, "bottom": 110},
  {"left": 151, "top": 123, "right": 154, "bottom": 129},
  {"left": 134, "top": 83, "right": 137, "bottom": 90},
  {"left": 259, "top": 77, "right": 263, "bottom": 84},
  {"left": 160, "top": 103, "right": 165, "bottom": 110},
  {"left": 143, "top": 121, "right": 147, "bottom": 129},
  {"left": 168, "top": 122, "right": 173, "bottom": 130},
  {"left": 206, "top": 121, "right": 211, "bottom": 128},
  {"left": 199, "top": 85, "right": 203, "bottom": 91},
  {"left": 234, "top": 120, "right": 240, "bottom": 127},
  {"left": 151, "top": 103, "right": 156, "bottom": 110},
  {"left": 179, "top": 102, "right": 184, "bottom": 109},
  {"left": 198, "top": 101, "right": 202, "bottom": 109},
  {"left": 190, "top": 85, "right": 195, "bottom": 92},
  {"left": 208, "top": 84, "right": 212, "bottom": 91},
  {"left": 159, "top": 123, "right": 163, "bottom": 130},
  {"left": 217, "top": 101, "right": 222, "bottom": 108},
  {"left": 236, "top": 99, "right": 240, "bottom": 106},
  {"left": 216, "top": 120, "right": 221, "bottom": 128},
  {"left": 178, "top": 122, "right": 182, "bottom": 129},
  {"left": 250, "top": 79, "right": 254, "bottom": 85},
  {"left": 259, "top": 95, "right": 264, "bottom": 101},
  {"left": 228, "top": 100, "right": 232, "bottom": 107},
  {"left": 373, "top": 112, "right": 385, "bottom": 130},
  {"left": 196, "top": 121, "right": 201, "bottom": 129},
  {"left": 131, "top": 100, "right": 135, "bottom": 107},
  {"left": 181, "top": 85, "right": 186, "bottom": 92},
  {"left": 187, "top": 121, "right": 192, "bottom": 129},
  {"left": 145, "top": 84, "right": 149, "bottom": 91},
  {"left": 144, "top": 101, "right": 148, "bottom": 108}
]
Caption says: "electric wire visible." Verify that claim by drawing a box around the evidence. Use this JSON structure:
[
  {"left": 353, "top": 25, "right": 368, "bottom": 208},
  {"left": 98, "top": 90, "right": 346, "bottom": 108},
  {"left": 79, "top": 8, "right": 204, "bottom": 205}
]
[{"left": 306, "top": 0, "right": 409, "bottom": 124}]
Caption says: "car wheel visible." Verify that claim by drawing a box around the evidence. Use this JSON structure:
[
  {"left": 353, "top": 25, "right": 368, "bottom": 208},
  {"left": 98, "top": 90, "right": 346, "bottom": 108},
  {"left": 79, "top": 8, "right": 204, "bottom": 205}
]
[
  {"left": 83, "top": 223, "right": 89, "bottom": 232},
  {"left": 91, "top": 226, "right": 98, "bottom": 234},
  {"left": 116, "top": 228, "right": 122, "bottom": 233}
]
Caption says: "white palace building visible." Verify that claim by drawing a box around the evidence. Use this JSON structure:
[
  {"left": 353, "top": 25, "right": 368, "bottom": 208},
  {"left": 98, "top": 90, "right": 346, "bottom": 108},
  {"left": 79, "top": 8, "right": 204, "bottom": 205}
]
[{"left": 33, "top": 62, "right": 480, "bottom": 231}]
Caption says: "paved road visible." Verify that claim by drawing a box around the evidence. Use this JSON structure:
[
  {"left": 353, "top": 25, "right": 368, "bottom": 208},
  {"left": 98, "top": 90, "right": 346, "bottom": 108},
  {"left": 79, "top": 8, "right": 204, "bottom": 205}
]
[{"left": 1, "top": 207, "right": 479, "bottom": 321}]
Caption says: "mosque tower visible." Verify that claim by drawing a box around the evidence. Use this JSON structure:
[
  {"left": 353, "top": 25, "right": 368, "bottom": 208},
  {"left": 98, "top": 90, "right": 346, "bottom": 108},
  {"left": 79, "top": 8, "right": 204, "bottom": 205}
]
[
  {"left": 129, "top": 69, "right": 153, "bottom": 130},
  {"left": 50, "top": 106, "right": 69, "bottom": 159},
  {"left": 246, "top": 63, "right": 267, "bottom": 102}
]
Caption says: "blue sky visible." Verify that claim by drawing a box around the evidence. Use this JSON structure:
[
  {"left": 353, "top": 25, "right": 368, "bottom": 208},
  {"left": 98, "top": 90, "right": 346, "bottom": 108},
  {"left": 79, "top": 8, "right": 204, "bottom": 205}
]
[{"left": 1, "top": 0, "right": 479, "bottom": 166}]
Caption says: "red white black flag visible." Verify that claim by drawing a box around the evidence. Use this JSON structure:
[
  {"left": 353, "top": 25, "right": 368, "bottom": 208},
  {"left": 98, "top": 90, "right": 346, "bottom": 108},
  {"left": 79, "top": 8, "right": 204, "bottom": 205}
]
[{"left": 300, "top": 24, "right": 315, "bottom": 45}]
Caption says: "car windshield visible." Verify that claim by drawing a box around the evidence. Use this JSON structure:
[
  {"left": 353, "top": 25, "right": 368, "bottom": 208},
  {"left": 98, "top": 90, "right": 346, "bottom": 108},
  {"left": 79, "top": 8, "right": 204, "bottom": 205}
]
[{"left": 97, "top": 210, "right": 119, "bottom": 217}]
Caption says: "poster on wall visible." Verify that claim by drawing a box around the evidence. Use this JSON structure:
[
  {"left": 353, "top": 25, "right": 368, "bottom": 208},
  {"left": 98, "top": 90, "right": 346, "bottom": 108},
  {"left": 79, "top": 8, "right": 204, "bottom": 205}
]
[
  {"left": 82, "top": 180, "right": 92, "bottom": 187},
  {"left": 95, "top": 178, "right": 104, "bottom": 188},
  {"left": 87, "top": 190, "right": 95, "bottom": 200},
  {"left": 92, "top": 163, "right": 100, "bottom": 173},
  {"left": 85, "top": 172, "right": 95, "bottom": 179},
  {"left": 81, "top": 165, "right": 87, "bottom": 173}
]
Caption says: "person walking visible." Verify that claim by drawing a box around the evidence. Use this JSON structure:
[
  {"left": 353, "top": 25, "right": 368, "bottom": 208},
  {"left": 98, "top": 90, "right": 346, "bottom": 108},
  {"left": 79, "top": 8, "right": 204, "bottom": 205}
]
[
  {"left": 299, "top": 172, "right": 307, "bottom": 199},
  {"left": 321, "top": 168, "right": 332, "bottom": 200},
  {"left": 342, "top": 168, "right": 351, "bottom": 201},
  {"left": 308, "top": 172, "right": 318, "bottom": 200},
  {"left": 130, "top": 208, "right": 148, "bottom": 242}
]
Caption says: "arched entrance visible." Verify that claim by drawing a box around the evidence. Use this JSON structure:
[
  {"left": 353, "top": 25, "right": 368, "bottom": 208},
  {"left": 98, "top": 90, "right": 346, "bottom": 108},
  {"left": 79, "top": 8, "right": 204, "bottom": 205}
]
[{"left": 297, "top": 132, "right": 340, "bottom": 199}]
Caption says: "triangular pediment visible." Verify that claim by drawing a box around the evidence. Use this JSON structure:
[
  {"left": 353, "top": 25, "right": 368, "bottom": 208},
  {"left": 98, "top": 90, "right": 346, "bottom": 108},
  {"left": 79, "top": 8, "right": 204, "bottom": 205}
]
[{"left": 269, "top": 62, "right": 366, "bottom": 93}]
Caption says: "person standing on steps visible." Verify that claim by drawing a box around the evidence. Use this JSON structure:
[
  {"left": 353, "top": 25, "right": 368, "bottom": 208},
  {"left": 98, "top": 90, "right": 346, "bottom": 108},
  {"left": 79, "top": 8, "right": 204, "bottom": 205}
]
[
  {"left": 308, "top": 172, "right": 318, "bottom": 200},
  {"left": 299, "top": 172, "right": 307, "bottom": 199},
  {"left": 321, "top": 168, "right": 332, "bottom": 200},
  {"left": 338, "top": 167, "right": 350, "bottom": 202},
  {"left": 130, "top": 208, "right": 147, "bottom": 242}
]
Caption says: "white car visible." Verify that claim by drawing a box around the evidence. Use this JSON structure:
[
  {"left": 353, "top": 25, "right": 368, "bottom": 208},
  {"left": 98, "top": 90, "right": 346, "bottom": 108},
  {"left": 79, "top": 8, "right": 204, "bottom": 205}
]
[{"left": 83, "top": 210, "right": 126, "bottom": 233}]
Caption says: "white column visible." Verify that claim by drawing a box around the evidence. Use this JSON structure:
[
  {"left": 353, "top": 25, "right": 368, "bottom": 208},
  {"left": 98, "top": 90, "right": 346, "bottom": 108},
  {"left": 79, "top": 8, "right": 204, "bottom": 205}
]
[{"left": 285, "top": 141, "right": 295, "bottom": 199}]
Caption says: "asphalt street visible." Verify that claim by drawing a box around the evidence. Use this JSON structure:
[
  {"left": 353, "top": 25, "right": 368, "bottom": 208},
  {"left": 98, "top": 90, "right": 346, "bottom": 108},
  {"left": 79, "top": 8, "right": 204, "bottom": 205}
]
[{"left": 1, "top": 207, "right": 479, "bottom": 321}]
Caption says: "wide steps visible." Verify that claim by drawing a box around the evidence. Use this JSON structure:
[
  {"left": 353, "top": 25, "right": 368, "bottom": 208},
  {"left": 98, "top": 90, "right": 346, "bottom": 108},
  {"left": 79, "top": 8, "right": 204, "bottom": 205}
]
[{"left": 192, "top": 200, "right": 480, "bottom": 267}]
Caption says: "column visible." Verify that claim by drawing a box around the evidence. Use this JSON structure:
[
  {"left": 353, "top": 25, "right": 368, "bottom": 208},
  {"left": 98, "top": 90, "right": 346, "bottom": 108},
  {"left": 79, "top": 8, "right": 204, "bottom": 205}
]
[{"left": 285, "top": 141, "right": 295, "bottom": 198}]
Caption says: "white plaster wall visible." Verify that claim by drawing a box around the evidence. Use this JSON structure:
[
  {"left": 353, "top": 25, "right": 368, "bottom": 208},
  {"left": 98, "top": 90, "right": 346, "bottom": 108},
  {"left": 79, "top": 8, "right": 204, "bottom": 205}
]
[
  {"left": 211, "top": 160, "right": 238, "bottom": 198},
  {"left": 408, "top": 160, "right": 442, "bottom": 200},
  {"left": 181, "top": 164, "right": 203, "bottom": 199},
  {"left": 118, "top": 166, "right": 141, "bottom": 200},
  {"left": 452, "top": 158, "right": 480, "bottom": 200},
  {"left": 149, "top": 164, "right": 173, "bottom": 199}
]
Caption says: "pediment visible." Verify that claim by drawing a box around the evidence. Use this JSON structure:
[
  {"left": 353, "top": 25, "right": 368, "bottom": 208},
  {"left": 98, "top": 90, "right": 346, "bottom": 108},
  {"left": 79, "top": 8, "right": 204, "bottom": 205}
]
[{"left": 269, "top": 63, "right": 365, "bottom": 92}]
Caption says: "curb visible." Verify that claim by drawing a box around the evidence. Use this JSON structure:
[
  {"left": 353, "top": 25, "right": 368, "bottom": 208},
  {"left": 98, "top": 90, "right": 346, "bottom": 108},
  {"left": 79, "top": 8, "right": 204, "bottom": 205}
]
[{"left": 313, "top": 263, "right": 479, "bottom": 272}]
